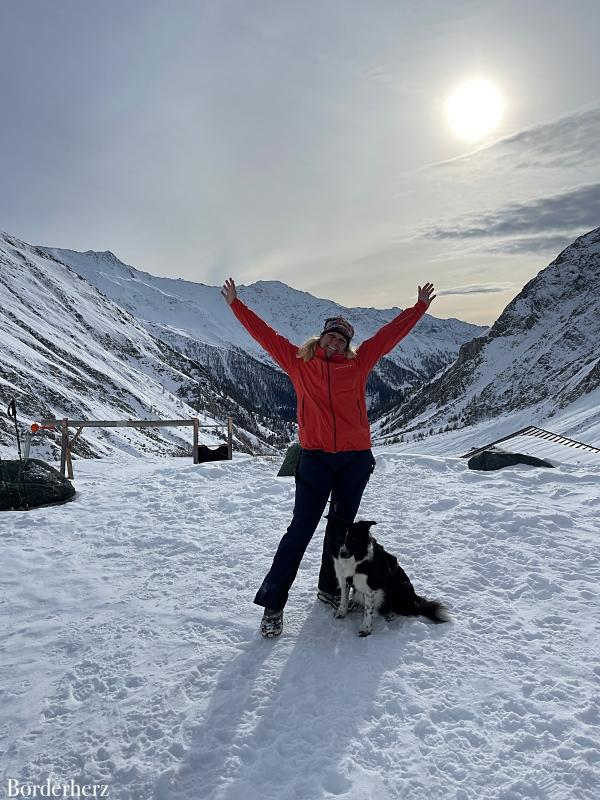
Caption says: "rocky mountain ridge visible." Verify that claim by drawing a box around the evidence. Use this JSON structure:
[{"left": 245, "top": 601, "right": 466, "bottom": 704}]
[{"left": 376, "top": 227, "right": 600, "bottom": 442}]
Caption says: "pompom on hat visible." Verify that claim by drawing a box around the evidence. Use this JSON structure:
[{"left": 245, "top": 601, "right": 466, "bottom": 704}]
[{"left": 321, "top": 316, "right": 354, "bottom": 345}]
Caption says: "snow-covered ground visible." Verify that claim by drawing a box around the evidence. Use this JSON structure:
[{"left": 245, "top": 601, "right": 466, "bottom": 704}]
[{"left": 1, "top": 447, "right": 599, "bottom": 800}]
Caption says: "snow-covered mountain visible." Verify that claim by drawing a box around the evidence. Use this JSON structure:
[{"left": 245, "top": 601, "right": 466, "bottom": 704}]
[
  {"left": 44, "top": 246, "right": 484, "bottom": 419},
  {"left": 0, "top": 232, "right": 291, "bottom": 459},
  {"left": 377, "top": 227, "right": 600, "bottom": 446}
]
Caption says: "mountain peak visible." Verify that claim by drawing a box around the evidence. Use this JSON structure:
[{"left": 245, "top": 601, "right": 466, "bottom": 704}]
[
  {"left": 82, "top": 249, "right": 127, "bottom": 265},
  {"left": 490, "top": 225, "right": 599, "bottom": 340}
]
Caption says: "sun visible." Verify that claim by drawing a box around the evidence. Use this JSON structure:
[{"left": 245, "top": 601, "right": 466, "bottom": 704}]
[{"left": 445, "top": 78, "right": 504, "bottom": 141}]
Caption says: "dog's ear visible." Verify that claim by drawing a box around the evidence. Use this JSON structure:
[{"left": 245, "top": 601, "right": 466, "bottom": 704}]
[{"left": 354, "top": 520, "right": 377, "bottom": 534}]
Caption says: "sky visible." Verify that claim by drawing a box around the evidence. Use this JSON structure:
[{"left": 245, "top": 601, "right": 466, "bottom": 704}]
[{"left": 1, "top": 0, "right": 599, "bottom": 325}]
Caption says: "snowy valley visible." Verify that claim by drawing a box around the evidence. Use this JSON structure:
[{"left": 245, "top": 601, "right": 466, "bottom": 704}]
[
  {"left": 1, "top": 229, "right": 481, "bottom": 461},
  {"left": 43, "top": 245, "right": 483, "bottom": 438},
  {"left": 3, "top": 226, "right": 599, "bottom": 466}
]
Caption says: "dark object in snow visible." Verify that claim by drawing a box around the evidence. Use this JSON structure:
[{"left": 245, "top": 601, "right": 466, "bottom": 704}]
[
  {"left": 467, "top": 450, "right": 554, "bottom": 471},
  {"left": 196, "top": 444, "right": 229, "bottom": 463},
  {"left": 277, "top": 443, "right": 302, "bottom": 477},
  {"left": 0, "top": 458, "right": 76, "bottom": 510}
]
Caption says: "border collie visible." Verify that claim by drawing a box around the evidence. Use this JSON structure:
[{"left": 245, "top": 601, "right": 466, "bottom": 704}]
[{"left": 329, "top": 519, "right": 449, "bottom": 637}]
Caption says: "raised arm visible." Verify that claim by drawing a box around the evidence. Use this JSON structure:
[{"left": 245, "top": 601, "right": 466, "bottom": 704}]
[
  {"left": 221, "top": 277, "right": 297, "bottom": 374},
  {"left": 357, "top": 283, "right": 436, "bottom": 373}
]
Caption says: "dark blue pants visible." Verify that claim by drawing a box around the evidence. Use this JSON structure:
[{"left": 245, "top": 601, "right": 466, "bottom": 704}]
[{"left": 254, "top": 449, "right": 376, "bottom": 611}]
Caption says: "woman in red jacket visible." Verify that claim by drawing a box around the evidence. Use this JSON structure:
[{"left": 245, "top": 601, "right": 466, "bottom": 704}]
[{"left": 222, "top": 278, "right": 436, "bottom": 638}]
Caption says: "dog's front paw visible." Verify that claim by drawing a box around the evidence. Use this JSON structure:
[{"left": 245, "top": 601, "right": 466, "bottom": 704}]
[{"left": 358, "top": 628, "right": 372, "bottom": 637}]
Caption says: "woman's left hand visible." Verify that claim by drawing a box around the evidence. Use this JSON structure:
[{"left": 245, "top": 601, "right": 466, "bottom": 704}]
[
  {"left": 221, "top": 277, "right": 238, "bottom": 306},
  {"left": 418, "top": 282, "right": 436, "bottom": 307}
]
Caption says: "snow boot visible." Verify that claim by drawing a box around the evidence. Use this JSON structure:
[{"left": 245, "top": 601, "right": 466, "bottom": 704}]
[{"left": 260, "top": 608, "right": 284, "bottom": 639}]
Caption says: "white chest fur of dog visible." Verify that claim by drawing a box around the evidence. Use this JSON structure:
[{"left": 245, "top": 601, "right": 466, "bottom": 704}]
[{"left": 333, "top": 543, "right": 385, "bottom": 637}]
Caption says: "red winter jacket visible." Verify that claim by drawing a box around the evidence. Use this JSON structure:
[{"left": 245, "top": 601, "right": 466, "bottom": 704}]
[{"left": 231, "top": 298, "right": 427, "bottom": 453}]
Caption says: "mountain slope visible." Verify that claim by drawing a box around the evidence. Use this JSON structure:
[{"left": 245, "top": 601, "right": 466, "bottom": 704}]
[
  {"left": 0, "top": 232, "right": 290, "bottom": 459},
  {"left": 377, "top": 227, "right": 600, "bottom": 443}
]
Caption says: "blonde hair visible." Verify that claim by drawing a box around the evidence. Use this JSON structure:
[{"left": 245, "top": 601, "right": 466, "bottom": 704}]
[{"left": 296, "top": 335, "right": 357, "bottom": 362}]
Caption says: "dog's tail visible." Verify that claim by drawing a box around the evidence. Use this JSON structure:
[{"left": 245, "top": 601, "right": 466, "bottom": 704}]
[{"left": 414, "top": 596, "right": 450, "bottom": 624}]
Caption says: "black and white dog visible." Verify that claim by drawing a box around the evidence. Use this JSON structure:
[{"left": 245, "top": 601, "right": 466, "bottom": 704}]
[{"left": 329, "top": 519, "right": 449, "bottom": 637}]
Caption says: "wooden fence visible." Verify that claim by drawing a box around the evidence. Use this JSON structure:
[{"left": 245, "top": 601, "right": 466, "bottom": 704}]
[{"left": 38, "top": 417, "right": 233, "bottom": 478}]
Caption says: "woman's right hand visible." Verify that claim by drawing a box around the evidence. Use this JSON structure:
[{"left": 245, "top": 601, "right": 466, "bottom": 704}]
[{"left": 221, "top": 277, "right": 237, "bottom": 306}]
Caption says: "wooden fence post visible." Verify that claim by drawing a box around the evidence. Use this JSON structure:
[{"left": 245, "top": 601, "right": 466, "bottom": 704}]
[
  {"left": 66, "top": 426, "right": 84, "bottom": 480},
  {"left": 60, "top": 418, "right": 69, "bottom": 477},
  {"left": 193, "top": 418, "right": 199, "bottom": 464}
]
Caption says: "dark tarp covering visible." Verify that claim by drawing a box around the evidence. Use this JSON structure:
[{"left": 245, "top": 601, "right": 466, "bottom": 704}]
[
  {"left": 0, "top": 458, "right": 76, "bottom": 510},
  {"left": 196, "top": 444, "right": 229, "bottom": 463},
  {"left": 468, "top": 450, "right": 554, "bottom": 471}
]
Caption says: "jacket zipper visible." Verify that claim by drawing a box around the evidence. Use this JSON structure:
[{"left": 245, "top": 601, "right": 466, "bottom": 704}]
[{"left": 326, "top": 358, "right": 337, "bottom": 452}]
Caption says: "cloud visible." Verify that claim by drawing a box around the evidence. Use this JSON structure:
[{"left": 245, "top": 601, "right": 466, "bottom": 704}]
[
  {"left": 502, "top": 108, "right": 600, "bottom": 169},
  {"left": 430, "top": 107, "right": 600, "bottom": 173},
  {"left": 436, "top": 284, "right": 516, "bottom": 297},
  {"left": 423, "top": 182, "right": 600, "bottom": 242},
  {"left": 481, "top": 234, "right": 576, "bottom": 255},
  {"left": 416, "top": 107, "right": 600, "bottom": 257}
]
